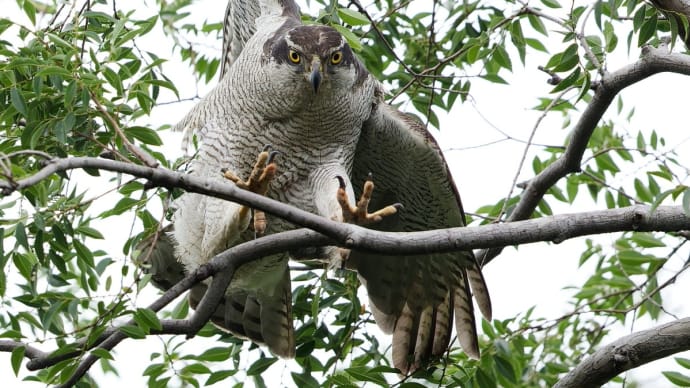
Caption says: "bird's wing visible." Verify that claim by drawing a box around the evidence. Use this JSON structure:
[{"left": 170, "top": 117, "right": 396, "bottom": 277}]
[
  {"left": 174, "top": 0, "right": 301, "bottom": 151},
  {"left": 173, "top": 0, "right": 261, "bottom": 150},
  {"left": 347, "top": 94, "right": 492, "bottom": 374},
  {"left": 219, "top": 0, "right": 262, "bottom": 77}
]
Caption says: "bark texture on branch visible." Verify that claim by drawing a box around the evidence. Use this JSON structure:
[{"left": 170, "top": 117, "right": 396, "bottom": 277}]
[
  {"left": 475, "top": 42, "right": 690, "bottom": 266},
  {"left": 555, "top": 318, "right": 690, "bottom": 387}
]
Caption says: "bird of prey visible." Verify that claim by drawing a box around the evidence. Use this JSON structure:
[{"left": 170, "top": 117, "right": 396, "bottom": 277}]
[{"left": 143, "top": 0, "right": 492, "bottom": 374}]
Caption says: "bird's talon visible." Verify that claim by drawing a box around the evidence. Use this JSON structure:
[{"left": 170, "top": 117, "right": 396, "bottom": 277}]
[
  {"left": 221, "top": 146, "right": 280, "bottom": 235},
  {"left": 267, "top": 150, "right": 281, "bottom": 165},
  {"left": 337, "top": 175, "right": 399, "bottom": 225},
  {"left": 335, "top": 175, "right": 346, "bottom": 188}
]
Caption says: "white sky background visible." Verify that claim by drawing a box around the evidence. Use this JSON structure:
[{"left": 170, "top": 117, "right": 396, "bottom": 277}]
[{"left": 2, "top": 0, "right": 690, "bottom": 386}]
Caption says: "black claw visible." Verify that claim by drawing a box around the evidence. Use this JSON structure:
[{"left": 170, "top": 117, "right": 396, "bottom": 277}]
[
  {"left": 393, "top": 202, "right": 404, "bottom": 211},
  {"left": 267, "top": 150, "right": 281, "bottom": 164},
  {"left": 220, "top": 167, "right": 228, "bottom": 173},
  {"left": 335, "top": 175, "right": 346, "bottom": 188},
  {"left": 99, "top": 150, "right": 116, "bottom": 160},
  {"left": 366, "top": 172, "right": 374, "bottom": 182},
  {"left": 262, "top": 144, "right": 272, "bottom": 152}
]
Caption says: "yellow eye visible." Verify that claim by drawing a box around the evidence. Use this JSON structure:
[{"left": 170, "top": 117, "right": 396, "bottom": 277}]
[
  {"left": 288, "top": 49, "right": 301, "bottom": 64},
  {"left": 330, "top": 51, "right": 343, "bottom": 65}
]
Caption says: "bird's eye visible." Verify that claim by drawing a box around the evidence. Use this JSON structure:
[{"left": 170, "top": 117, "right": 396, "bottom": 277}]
[
  {"left": 288, "top": 50, "right": 301, "bottom": 64},
  {"left": 330, "top": 51, "right": 343, "bottom": 65}
]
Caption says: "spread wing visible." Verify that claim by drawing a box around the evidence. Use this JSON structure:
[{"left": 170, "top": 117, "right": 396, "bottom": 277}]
[
  {"left": 174, "top": 0, "right": 263, "bottom": 149},
  {"left": 220, "top": 0, "right": 262, "bottom": 77},
  {"left": 348, "top": 100, "right": 492, "bottom": 373}
]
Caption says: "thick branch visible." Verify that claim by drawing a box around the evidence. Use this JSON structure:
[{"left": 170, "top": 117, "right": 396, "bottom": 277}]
[
  {"left": 3, "top": 157, "right": 690, "bottom": 256},
  {"left": 555, "top": 318, "right": 690, "bottom": 387},
  {"left": 4, "top": 156, "right": 690, "bottom": 385},
  {"left": 477, "top": 45, "right": 690, "bottom": 265}
]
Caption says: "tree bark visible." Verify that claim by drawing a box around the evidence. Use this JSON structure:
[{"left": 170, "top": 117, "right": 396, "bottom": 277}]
[{"left": 555, "top": 318, "right": 690, "bottom": 387}]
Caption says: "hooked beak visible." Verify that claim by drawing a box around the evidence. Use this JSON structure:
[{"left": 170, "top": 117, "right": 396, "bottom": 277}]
[{"left": 309, "top": 59, "right": 322, "bottom": 94}]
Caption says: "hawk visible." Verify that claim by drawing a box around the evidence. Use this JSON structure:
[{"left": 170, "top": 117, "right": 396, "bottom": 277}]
[{"left": 142, "top": 0, "right": 492, "bottom": 374}]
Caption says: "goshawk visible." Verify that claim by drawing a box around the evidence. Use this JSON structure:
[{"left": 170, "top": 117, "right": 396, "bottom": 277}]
[{"left": 145, "top": 0, "right": 492, "bottom": 374}]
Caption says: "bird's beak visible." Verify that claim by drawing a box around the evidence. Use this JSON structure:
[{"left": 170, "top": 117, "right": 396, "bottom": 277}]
[{"left": 309, "top": 59, "right": 322, "bottom": 94}]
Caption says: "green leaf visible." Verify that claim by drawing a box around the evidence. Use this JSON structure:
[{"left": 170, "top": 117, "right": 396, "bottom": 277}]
[
  {"left": 10, "top": 88, "right": 28, "bottom": 117},
  {"left": 291, "top": 372, "right": 320, "bottom": 388},
  {"left": 135, "top": 308, "right": 162, "bottom": 331},
  {"left": 76, "top": 225, "right": 105, "bottom": 239},
  {"left": 551, "top": 67, "right": 581, "bottom": 93},
  {"left": 197, "top": 347, "right": 231, "bottom": 362},
  {"left": 181, "top": 363, "right": 211, "bottom": 375},
  {"left": 678, "top": 358, "right": 690, "bottom": 370},
  {"left": 553, "top": 44, "right": 579, "bottom": 72},
  {"left": 73, "top": 239, "right": 95, "bottom": 268},
  {"left": 126, "top": 126, "right": 163, "bottom": 146},
  {"left": 541, "top": 0, "right": 561, "bottom": 8},
  {"left": 332, "top": 24, "right": 362, "bottom": 51},
  {"left": 494, "top": 355, "right": 516, "bottom": 383},
  {"left": 663, "top": 371, "right": 690, "bottom": 386},
  {"left": 35, "top": 66, "right": 72, "bottom": 78},
  {"left": 527, "top": 13, "right": 548, "bottom": 35},
  {"left": 100, "top": 197, "right": 140, "bottom": 217},
  {"left": 617, "top": 249, "right": 665, "bottom": 270},
  {"left": 11, "top": 346, "right": 25, "bottom": 376},
  {"left": 631, "top": 232, "right": 665, "bottom": 248},
  {"left": 634, "top": 178, "right": 653, "bottom": 202},
  {"left": 476, "top": 368, "right": 497, "bottom": 388},
  {"left": 337, "top": 8, "right": 369, "bottom": 26},
  {"left": 492, "top": 45, "right": 512, "bottom": 71},
  {"left": 91, "top": 348, "right": 114, "bottom": 360},
  {"left": 525, "top": 38, "right": 548, "bottom": 52},
  {"left": 14, "top": 222, "right": 29, "bottom": 250},
  {"left": 246, "top": 357, "right": 278, "bottom": 376},
  {"left": 345, "top": 367, "right": 387, "bottom": 386},
  {"left": 206, "top": 370, "right": 236, "bottom": 385},
  {"left": 143, "top": 363, "right": 167, "bottom": 378},
  {"left": 638, "top": 13, "right": 657, "bottom": 46},
  {"left": 119, "top": 325, "right": 147, "bottom": 339},
  {"left": 594, "top": 151, "right": 619, "bottom": 174}
]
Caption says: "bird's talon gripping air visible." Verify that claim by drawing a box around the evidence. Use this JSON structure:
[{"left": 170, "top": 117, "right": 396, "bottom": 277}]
[
  {"left": 143, "top": 0, "right": 494, "bottom": 375},
  {"left": 335, "top": 173, "right": 399, "bottom": 225}
]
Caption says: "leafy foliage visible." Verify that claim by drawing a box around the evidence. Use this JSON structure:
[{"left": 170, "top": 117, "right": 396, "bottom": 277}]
[{"left": 1, "top": 0, "right": 690, "bottom": 386}]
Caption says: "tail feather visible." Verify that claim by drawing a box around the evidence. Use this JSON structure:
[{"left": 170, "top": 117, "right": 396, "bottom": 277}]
[{"left": 453, "top": 270, "right": 480, "bottom": 359}]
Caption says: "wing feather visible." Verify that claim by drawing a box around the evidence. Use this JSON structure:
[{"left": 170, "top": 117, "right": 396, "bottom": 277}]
[{"left": 349, "top": 99, "right": 492, "bottom": 373}]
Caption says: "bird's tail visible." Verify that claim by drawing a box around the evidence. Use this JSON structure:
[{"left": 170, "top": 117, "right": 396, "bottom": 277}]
[{"left": 134, "top": 228, "right": 295, "bottom": 358}]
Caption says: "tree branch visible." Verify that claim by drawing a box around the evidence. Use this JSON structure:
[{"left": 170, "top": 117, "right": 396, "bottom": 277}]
[
  {"left": 4, "top": 156, "right": 690, "bottom": 384},
  {"left": 3, "top": 157, "right": 690, "bottom": 256},
  {"left": 554, "top": 317, "right": 690, "bottom": 387},
  {"left": 476, "top": 44, "right": 690, "bottom": 266}
]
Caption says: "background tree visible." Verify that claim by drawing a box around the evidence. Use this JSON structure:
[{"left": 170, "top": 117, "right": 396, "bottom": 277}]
[{"left": 1, "top": 0, "right": 690, "bottom": 387}]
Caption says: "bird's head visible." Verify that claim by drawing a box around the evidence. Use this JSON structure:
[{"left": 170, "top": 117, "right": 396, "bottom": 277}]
[{"left": 266, "top": 25, "right": 364, "bottom": 94}]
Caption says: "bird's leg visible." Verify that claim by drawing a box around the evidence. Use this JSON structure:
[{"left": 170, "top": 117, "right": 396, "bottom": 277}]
[
  {"left": 221, "top": 145, "right": 279, "bottom": 235},
  {"left": 336, "top": 173, "right": 401, "bottom": 225}
]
